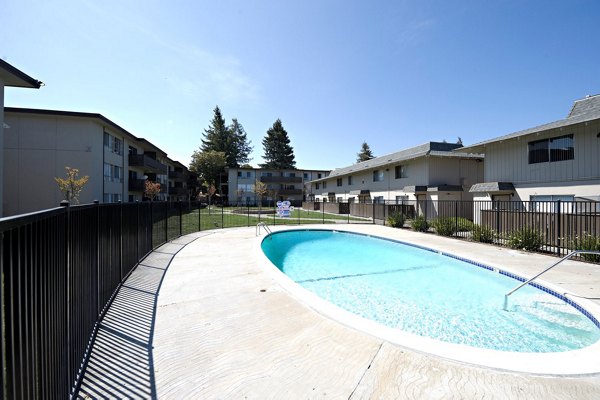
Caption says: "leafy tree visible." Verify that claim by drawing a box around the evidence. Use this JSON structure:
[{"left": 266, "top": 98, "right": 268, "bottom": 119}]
[
  {"left": 189, "top": 150, "right": 227, "bottom": 194},
  {"left": 254, "top": 179, "right": 267, "bottom": 208},
  {"left": 356, "top": 142, "right": 374, "bottom": 163},
  {"left": 144, "top": 180, "right": 161, "bottom": 201},
  {"left": 260, "top": 119, "right": 296, "bottom": 169},
  {"left": 54, "top": 166, "right": 89, "bottom": 203},
  {"left": 199, "top": 106, "right": 253, "bottom": 168}
]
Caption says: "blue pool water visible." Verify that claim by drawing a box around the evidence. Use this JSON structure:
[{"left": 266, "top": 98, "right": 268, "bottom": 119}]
[{"left": 261, "top": 230, "right": 600, "bottom": 353}]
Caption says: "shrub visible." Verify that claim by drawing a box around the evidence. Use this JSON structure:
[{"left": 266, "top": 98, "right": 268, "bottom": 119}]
[
  {"left": 411, "top": 215, "right": 429, "bottom": 232},
  {"left": 507, "top": 228, "right": 544, "bottom": 252},
  {"left": 455, "top": 217, "right": 475, "bottom": 232},
  {"left": 431, "top": 217, "right": 456, "bottom": 236},
  {"left": 471, "top": 225, "right": 495, "bottom": 243},
  {"left": 569, "top": 233, "right": 600, "bottom": 263},
  {"left": 387, "top": 212, "right": 406, "bottom": 228}
]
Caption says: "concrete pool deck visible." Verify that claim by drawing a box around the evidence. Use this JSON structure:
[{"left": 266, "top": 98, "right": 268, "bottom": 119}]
[{"left": 77, "top": 224, "right": 600, "bottom": 399}]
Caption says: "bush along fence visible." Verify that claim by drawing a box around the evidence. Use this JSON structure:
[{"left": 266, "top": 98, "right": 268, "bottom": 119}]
[
  {"left": 0, "top": 199, "right": 376, "bottom": 399},
  {"left": 305, "top": 199, "right": 600, "bottom": 258}
]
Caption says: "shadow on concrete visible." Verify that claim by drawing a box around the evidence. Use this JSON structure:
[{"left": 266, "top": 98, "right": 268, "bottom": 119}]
[{"left": 76, "top": 235, "right": 202, "bottom": 399}]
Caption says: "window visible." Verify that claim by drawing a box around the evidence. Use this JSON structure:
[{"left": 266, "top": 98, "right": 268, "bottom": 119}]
[
  {"left": 348, "top": 197, "right": 355, "bottom": 203},
  {"left": 374, "top": 196, "right": 384, "bottom": 204},
  {"left": 262, "top": 172, "right": 273, "bottom": 177},
  {"left": 246, "top": 171, "right": 251, "bottom": 178},
  {"left": 337, "top": 197, "right": 343, "bottom": 202},
  {"left": 317, "top": 173, "right": 322, "bottom": 179},
  {"left": 395, "top": 195, "right": 409, "bottom": 204},
  {"left": 103, "top": 193, "right": 122, "bottom": 203},
  {"left": 530, "top": 195, "right": 574, "bottom": 212},
  {"left": 289, "top": 172, "right": 296, "bottom": 178},
  {"left": 237, "top": 171, "right": 242, "bottom": 177},
  {"left": 348, "top": 175, "right": 353, "bottom": 185},
  {"left": 373, "top": 170, "right": 384, "bottom": 182},
  {"left": 103, "top": 132, "right": 122, "bottom": 155},
  {"left": 303, "top": 173, "right": 308, "bottom": 179},
  {"left": 103, "top": 163, "right": 122, "bottom": 182},
  {"left": 336, "top": 178, "right": 342, "bottom": 187},
  {"left": 395, "top": 165, "right": 407, "bottom": 179},
  {"left": 316, "top": 183, "right": 320, "bottom": 190},
  {"left": 323, "top": 181, "right": 327, "bottom": 189},
  {"left": 528, "top": 134, "right": 574, "bottom": 164}
]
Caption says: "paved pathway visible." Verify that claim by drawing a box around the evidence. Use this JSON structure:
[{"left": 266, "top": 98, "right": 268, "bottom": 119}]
[{"left": 77, "top": 225, "right": 600, "bottom": 399}]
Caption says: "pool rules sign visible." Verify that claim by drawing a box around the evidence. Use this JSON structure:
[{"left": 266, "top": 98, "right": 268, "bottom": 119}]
[{"left": 276, "top": 201, "right": 293, "bottom": 217}]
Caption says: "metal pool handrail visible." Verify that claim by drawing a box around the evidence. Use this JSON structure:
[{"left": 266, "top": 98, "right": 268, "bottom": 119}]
[
  {"left": 256, "top": 222, "right": 273, "bottom": 237},
  {"left": 503, "top": 250, "right": 600, "bottom": 310}
]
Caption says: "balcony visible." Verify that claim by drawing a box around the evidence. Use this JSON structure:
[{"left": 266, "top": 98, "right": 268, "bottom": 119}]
[
  {"left": 169, "top": 170, "right": 184, "bottom": 180},
  {"left": 129, "top": 154, "right": 168, "bottom": 174},
  {"left": 169, "top": 187, "right": 188, "bottom": 196},
  {"left": 128, "top": 178, "right": 145, "bottom": 192},
  {"left": 260, "top": 176, "right": 302, "bottom": 183},
  {"left": 279, "top": 189, "right": 303, "bottom": 196}
]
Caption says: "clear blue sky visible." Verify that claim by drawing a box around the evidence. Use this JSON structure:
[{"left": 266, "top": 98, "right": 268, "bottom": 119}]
[{"left": 3, "top": 0, "right": 599, "bottom": 170}]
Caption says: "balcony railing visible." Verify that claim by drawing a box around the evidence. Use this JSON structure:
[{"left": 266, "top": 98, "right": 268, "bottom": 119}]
[
  {"left": 169, "top": 187, "right": 188, "bottom": 196},
  {"left": 128, "top": 154, "right": 168, "bottom": 174},
  {"left": 128, "top": 178, "right": 145, "bottom": 192},
  {"left": 260, "top": 176, "right": 302, "bottom": 183},
  {"left": 168, "top": 170, "right": 184, "bottom": 180},
  {"left": 279, "top": 189, "right": 303, "bottom": 195}
]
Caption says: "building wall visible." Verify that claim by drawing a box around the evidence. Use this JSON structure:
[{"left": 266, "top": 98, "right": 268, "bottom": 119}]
[
  {"left": 227, "top": 168, "right": 329, "bottom": 203},
  {"left": 482, "top": 119, "right": 600, "bottom": 186},
  {"left": 3, "top": 113, "right": 104, "bottom": 215},
  {"left": 313, "top": 157, "right": 482, "bottom": 202}
]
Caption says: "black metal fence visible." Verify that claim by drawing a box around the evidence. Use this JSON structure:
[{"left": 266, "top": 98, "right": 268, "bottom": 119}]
[
  {"left": 2, "top": 198, "right": 598, "bottom": 398},
  {"left": 304, "top": 199, "right": 600, "bottom": 257},
  {"left": 0, "top": 199, "right": 375, "bottom": 399}
]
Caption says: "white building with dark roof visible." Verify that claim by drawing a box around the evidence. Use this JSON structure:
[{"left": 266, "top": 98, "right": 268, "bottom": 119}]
[
  {"left": 462, "top": 95, "right": 600, "bottom": 204},
  {"left": 310, "top": 142, "right": 484, "bottom": 204}
]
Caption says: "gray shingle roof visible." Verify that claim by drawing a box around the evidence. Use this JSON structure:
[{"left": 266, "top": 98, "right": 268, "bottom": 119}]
[
  {"left": 311, "top": 142, "right": 483, "bottom": 183},
  {"left": 469, "top": 182, "right": 515, "bottom": 193},
  {"left": 460, "top": 95, "right": 600, "bottom": 152}
]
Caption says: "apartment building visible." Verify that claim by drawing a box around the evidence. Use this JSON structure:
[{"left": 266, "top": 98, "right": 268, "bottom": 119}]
[
  {"left": 462, "top": 95, "right": 600, "bottom": 205},
  {"left": 227, "top": 167, "right": 330, "bottom": 204},
  {"left": 310, "top": 142, "right": 484, "bottom": 204},
  {"left": 0, "top": 59, "right": 42, "bottom": 216},
  {"left": 167, "top": 159, "right": 193, "bottom": 202},
  {"left": 3, "top": 107, "right": 190, "bottom": 216}
]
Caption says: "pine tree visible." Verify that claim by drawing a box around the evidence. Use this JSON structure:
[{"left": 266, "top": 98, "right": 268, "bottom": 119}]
[
  {"left": 228, "top": 118, "right": 253, "bottom": 167},
  {"left": 260, "top": 119, "right": 296, "bottom": 169},
  {"left": 201, "top": 106, "right": 229, "bottom": 155},
  {"left": 199, "top": 106, "right": 253, "bottom": 168},
  {"left": 356, "top": 142, "right": 374, "bottom": 163}
]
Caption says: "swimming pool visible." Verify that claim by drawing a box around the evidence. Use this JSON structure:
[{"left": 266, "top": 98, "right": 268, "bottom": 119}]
[{"left": 261, "top": 229, "right": 600, "bottom": 355}]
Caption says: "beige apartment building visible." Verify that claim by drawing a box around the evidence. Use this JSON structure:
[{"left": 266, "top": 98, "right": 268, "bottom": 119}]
[
  {"left": 462, "top": 95, "right": 600, "bottom": 205},
  {"left": 310, "top": 142, "right": 484, "bottom": 204},
  {"left": 227, "top": 167, "right": 330, "bottom": 204},
  {"left": 3, "top": 107, "right": 192, "bottom": 216},
  {"left": 0, "top": 60, "right": 43, "bottom": 216}
]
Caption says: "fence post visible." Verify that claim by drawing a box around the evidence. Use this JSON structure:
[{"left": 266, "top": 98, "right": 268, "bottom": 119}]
[
  {"left": 135, "top": 201, "right": 140, "bottom": 262},
  {"left": 60, "top": 200, "right": 72, "bottom": 394},
  {"left": 198, "top": 202, "right": 202, "bottom": 232},
  {"left": 150, "top": 202, "right": 154, "bottom": 246},
  {"left": 322, "top": 203, "right": 325, "bottom": 224},
  {"left": 119, "top": 201, "right": 123, "bottom": 280},
  {"left": 93, "top": 201, "right": 100, "bottom": 316},
  {"left": 556, "top": 200, "right": 562, "bottom": 256},
  {"left": 165, "top": 202, "right": 168, "bottom": 243},
  {"left": 455, "top": 201, "right": 459, "bottom": 235},
  {"left": 221, "top": 203, "right": 224, "bottom": 229},
  {"left": 179, "top": 201, "right": 183, "bottom": 237}
]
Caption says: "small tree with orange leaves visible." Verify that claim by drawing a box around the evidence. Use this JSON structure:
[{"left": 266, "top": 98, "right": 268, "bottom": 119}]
[
  {"left": 144, "top": 180, "right": 161, "bottom": 201},
  {"left": 54, "top": 166, "right": 89, "bottom": 204}
]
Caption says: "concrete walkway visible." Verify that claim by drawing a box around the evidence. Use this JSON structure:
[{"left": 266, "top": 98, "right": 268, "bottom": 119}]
[{"left": 77, "top": 225, "right": 600, "bottom": 399}]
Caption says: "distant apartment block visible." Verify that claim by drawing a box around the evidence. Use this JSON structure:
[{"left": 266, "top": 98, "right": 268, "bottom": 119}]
[
  {"left": 462, "top": 95, "right": 600, "bottom": 205},
  {"left": 227, "top": 167, "right": 330, "bottom": 204},
  {"left": 310, "top": 142, "right": 484, "bottom": 204},
  {"left": 3, "top": 108, "right": 193, "bottom": 216}
]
